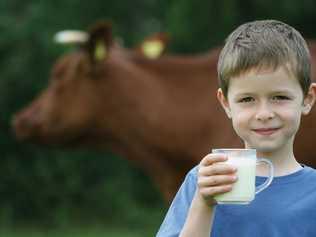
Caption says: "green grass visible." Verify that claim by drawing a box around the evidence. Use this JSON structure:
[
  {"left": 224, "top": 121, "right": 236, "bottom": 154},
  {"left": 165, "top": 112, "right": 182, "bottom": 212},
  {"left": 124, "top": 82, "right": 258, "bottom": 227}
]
[
  {"left": 0, "top": 226, "right": 157, "bottom": 237},
  {"left": 0, "top": 204, "right": 166, "bottom": 237},
  {"left": 0, "top": 195, "right": 166, "bottom": 237}
]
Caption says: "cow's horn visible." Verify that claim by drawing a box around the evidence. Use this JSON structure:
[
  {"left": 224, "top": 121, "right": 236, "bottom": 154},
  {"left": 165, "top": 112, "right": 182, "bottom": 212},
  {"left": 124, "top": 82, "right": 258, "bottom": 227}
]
[{"left": 54, "top": 30, "right": 89, "bottom": 44}]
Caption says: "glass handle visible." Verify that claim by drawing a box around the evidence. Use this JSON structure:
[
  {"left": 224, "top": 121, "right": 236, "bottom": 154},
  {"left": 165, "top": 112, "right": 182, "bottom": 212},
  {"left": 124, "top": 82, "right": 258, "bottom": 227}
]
[{"left": 255, "top": 158, "right": 274, "bottom": 194}]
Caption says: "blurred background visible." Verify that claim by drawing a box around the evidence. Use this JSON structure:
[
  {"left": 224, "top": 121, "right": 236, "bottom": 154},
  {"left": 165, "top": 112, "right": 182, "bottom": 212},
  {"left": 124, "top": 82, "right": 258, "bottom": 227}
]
[{"left": 1, "top": 0, "right": 316, "bottom": 236}]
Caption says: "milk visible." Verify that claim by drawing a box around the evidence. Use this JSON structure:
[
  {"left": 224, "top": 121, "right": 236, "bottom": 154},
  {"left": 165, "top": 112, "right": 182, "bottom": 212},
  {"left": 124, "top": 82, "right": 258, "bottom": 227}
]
[
  {"left": 212, "top": 148, "right": 273, "bottom": 205},
  {"left": 214, "top": 157, "right": 256, "bottom": 204}
]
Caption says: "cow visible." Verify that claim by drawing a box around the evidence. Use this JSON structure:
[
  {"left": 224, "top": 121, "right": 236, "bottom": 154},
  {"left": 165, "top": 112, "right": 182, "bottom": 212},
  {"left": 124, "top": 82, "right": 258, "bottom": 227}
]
[{"left": 12, "top": 22, "right": 316, "bottom": 202}]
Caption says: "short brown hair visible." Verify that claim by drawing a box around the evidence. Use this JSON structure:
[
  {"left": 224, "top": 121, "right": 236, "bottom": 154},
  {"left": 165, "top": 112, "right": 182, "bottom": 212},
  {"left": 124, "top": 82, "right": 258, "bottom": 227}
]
[{"left": 217, "top": 20, "right": 311, "bottom": 97}]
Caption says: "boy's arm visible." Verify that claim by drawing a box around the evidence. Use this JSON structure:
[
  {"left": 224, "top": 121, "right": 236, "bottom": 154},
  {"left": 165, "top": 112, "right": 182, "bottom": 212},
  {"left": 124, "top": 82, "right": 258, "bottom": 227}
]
[
  {"left": 179, "top": 154, "right": 237, "bottom": 237},
  {"left": 156, "top": 168, "right": 198, "bottom": 237},
  {"left": 179, "top": 191, "right": 215, "bottom": 237},
  {"left": 156, "top": 154, "right": 236, "bottom": 237}
]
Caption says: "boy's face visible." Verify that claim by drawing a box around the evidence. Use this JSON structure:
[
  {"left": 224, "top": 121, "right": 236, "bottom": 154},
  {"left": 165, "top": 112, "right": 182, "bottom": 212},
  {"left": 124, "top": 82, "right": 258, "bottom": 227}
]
[{"left": 217, "top": 66, "right": 316, "bottom": 154}]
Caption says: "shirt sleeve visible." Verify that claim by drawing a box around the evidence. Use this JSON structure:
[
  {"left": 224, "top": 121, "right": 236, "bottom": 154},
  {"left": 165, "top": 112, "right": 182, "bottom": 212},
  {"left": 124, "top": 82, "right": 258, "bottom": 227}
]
[{"left": 156, "top": 166, "right": 198, "bottom": 237}]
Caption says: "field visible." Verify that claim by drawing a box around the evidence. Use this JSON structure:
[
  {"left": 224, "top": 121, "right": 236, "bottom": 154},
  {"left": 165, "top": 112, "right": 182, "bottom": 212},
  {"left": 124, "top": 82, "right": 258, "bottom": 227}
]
[
  {"left": 0, "top": 225, "right": 159, "bottom": 237},
  {"left": 0, "top": 207, "right": 164, "bottom": 237}
]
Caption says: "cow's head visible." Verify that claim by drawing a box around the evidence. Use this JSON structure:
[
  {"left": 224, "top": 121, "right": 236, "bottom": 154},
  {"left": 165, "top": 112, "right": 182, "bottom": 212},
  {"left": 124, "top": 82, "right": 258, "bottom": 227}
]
[{"left": 12, "top": 22, "right": 167, "bottom": 147}]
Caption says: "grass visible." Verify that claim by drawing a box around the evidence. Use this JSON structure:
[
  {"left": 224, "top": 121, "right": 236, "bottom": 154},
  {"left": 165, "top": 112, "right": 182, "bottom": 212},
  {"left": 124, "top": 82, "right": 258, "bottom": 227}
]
[
  {"left": 0, "top": 226, "right": 158, "bottom": 237},
  {"left": 0, "top": 195, "right": 166, "bottom": 237},
  {"left": 0, "top": 205, "right": 166, "bottom": 237}
]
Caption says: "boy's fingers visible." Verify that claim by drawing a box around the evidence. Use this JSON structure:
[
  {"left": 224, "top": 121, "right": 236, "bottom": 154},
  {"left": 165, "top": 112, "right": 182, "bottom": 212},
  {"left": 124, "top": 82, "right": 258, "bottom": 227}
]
[
  {"left": 198, "top": 175, "right": 237, "bottom": 187},
  {"left": 200, "top": 154, "right": 228, "bottom": 166},
  {"left": 199, "top": 163, "right": 237, "bottom": 176},
  {"left": 200, "top": 185, "right": 233, "bottom": 197}
]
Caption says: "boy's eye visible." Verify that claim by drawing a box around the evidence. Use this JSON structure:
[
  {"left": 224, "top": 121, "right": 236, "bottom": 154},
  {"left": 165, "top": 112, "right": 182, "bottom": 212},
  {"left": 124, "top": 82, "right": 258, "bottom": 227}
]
[
  {"left": 272, "top": 95, "right": 290, "bottom": 101},
  {"left": 238, "top": 97, "right": 254, "bottom": 103}
]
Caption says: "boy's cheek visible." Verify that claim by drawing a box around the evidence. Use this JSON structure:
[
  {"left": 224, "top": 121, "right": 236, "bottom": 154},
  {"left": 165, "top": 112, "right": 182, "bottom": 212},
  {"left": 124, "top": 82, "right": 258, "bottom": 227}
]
[
  {"left": 230, "top": 111, "right": 249, "bottom": 123},
  {"left": 232, "top": 120, "right": 245, "bottom": 136}
]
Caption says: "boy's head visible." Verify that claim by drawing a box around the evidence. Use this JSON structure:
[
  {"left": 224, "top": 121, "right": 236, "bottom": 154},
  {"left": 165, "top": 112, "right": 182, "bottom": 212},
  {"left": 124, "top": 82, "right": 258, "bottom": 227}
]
[{"left": 218, "top": 20, "right": 311, "bottom": 98}]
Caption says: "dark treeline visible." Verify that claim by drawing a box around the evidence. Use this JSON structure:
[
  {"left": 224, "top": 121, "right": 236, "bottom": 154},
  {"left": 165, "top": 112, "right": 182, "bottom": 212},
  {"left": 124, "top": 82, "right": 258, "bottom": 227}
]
[{"left": 1, "top": 0, "right": 316, "bottom": 228}]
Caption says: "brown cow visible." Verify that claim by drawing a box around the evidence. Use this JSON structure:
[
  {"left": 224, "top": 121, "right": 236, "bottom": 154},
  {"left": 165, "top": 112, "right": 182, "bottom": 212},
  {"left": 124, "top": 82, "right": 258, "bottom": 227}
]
[{"left": 12, "top": 22, "right": 316, "bottom": 202}]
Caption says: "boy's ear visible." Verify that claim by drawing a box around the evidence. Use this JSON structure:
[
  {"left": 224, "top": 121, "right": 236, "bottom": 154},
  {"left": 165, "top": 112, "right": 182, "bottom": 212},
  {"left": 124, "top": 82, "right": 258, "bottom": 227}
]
[
  {"left": 302, "top": 83, "right": 316, "bottom": 115},
  {"left": 217, "top": 88, "right": 232, "bottom": 119}
]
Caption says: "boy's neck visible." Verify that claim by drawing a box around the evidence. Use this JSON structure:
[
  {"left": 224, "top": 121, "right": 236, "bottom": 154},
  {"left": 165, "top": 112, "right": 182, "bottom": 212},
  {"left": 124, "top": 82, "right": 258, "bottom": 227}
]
[{"left": 256, "top": 147, "right": 303, "bottom": 177}]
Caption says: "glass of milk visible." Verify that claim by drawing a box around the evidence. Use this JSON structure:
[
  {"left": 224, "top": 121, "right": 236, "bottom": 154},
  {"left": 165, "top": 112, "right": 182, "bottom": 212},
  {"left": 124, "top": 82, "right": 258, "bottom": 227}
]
[{"left": 212, "top": 149, "right": 274, "bottom": 205}]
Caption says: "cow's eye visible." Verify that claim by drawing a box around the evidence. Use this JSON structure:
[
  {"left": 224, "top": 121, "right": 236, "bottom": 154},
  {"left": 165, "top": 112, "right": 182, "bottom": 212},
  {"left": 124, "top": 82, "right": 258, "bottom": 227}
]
[
  {"left": 51, "top": 60, "right": 68, "bottom": 80},
  {"left": 51, "top": 81, "right": 64, "bottom": 95},
  {"left": 52, "top": 68, "right": 63, "bottom": 80}
]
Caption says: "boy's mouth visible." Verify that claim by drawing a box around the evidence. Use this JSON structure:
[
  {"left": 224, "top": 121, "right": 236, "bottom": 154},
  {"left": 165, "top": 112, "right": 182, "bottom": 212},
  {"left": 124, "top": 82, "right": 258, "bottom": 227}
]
[{"left": 252, "top": 127, "right": 280, "bottom": 136}]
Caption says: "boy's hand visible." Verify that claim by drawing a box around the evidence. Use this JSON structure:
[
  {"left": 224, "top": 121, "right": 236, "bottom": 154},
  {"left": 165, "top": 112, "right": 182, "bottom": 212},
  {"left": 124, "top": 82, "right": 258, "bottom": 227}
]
[{"left": 197, "top": 153, "right": 238, "bottom": 206}]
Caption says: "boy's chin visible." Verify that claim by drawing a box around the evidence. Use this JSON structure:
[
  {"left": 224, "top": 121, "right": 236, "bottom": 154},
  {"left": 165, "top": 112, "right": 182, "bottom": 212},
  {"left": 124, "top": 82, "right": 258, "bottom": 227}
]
[{"left": 245, "top": 143, "right": 279, "bottom": 154}]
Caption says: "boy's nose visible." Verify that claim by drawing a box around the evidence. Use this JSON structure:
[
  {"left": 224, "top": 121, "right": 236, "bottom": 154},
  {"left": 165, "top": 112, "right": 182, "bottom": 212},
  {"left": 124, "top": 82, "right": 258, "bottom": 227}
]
[{"left": 255, "top": 103, "right": 275, "bottom": 121}]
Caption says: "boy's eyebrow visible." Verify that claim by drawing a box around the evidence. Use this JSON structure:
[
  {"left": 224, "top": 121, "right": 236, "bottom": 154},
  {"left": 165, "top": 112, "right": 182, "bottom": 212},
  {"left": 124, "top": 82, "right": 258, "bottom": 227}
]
[
  {"left": 233, "top": 89, "right": 296, "bottom": 97},
  {"left": 269, "top": 89, "right": 297, "bottom": 95},
  {"left": 234, "top": 92, "right": 253, "bottom": 96}
]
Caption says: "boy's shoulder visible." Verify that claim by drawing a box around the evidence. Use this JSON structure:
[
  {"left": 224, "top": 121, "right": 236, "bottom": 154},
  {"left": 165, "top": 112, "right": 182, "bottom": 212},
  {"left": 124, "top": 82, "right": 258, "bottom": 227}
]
[
  {"left": 186, "top": 164, "right": 316, "bottom": 175},
  {"left": 302, "top": 165, "right": 316, "bottom": 177},
  {"left": 186, "top": 165, "right": 199, "bottom": 179},
  {"left": 276, "top": 165, "right": 316, "bottom": 185},
  {"left": 185, "top": 164, "right": 316, "bottom": 184},
  {"left": 181, "top": 165, "right": 199, "bottom": 187}
]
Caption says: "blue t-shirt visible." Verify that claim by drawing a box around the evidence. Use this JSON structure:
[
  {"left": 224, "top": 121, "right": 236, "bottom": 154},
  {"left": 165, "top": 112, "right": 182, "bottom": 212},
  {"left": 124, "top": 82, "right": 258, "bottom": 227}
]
[{"left": 156, "top": 165, "right": 316, "bottom": 237}]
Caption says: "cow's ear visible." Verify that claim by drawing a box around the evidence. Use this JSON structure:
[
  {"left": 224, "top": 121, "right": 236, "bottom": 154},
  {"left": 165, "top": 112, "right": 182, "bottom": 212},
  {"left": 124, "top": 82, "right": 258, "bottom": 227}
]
[
  {"left": 139, "top": 32, "right": 169, "bottom": 59},
  {"left": 87, "top": 21, "right": 113, "bottom": 62}
]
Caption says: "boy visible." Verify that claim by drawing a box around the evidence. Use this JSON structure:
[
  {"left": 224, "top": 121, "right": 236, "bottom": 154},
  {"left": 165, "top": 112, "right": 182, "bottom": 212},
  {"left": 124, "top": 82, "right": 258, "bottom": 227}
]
[{"left": 156, "top": 20, "right": 316, "bottom": 237}]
